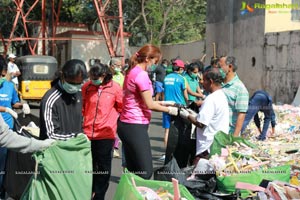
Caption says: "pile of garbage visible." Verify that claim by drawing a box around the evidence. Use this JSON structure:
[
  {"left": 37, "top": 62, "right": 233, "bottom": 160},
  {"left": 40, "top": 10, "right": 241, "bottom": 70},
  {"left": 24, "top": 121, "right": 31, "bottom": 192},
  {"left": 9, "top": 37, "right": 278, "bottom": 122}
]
[
  {"left": 249, "top": 104, "right": 300, "bottom": 167},
  {"left": 190, "top": 103, "right": 300, "bottom": 198},
  {"left": 204, "top": 139, "right": 300, "bottom": 176}
]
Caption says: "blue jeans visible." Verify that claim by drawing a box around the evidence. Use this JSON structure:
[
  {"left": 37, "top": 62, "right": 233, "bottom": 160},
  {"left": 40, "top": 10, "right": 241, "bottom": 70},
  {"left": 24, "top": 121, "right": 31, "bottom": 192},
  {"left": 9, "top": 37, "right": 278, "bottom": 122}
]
[{"left": 241, "top": 93, "right": 272, "bottom": 140}]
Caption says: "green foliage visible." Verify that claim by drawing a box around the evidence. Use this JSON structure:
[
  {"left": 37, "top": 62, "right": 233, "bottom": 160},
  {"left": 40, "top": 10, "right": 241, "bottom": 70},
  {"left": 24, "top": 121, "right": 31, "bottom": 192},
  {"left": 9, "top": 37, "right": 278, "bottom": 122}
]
[
  {"left": 0, "top": 0, "right": 206, "bottom": 47},
  {"left": 162, "top": 0, "right": 206, "bottom": 44},
  {"left": 123, "top": 0, "right": 207, "bottom": 46},
  {"left": 0, "top": 0, "right": 32, "bottom": 48},
  {"left": 60, "top": 0, "right": 96, "bottom": 24}
]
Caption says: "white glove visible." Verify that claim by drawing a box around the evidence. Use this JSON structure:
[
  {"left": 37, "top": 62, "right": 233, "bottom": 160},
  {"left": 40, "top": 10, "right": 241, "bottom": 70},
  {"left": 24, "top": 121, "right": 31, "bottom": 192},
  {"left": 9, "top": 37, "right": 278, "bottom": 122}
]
[
  {"left": 44, "top": 139, "right": 56, "bottom": 146},
  {"left": 22, "top": 103, "right": 31, "bottom": 114},
  {"left": 167, "top": 106, "right": 178, "bottom": 116},
  {"left": 5, "top": 107, "right": 18, "bottom": 119},
  {"left": 38, "top": 139, "right": 56, "bottom": 151},
  {"left": 180, "top": 108, "right": 190, "bottom": 119},
  {"left": 160, "top": 101, "right": 175, "bottom": 106},
  {"left": 186, "top": 108, "right": 198, "bottom": 118}
]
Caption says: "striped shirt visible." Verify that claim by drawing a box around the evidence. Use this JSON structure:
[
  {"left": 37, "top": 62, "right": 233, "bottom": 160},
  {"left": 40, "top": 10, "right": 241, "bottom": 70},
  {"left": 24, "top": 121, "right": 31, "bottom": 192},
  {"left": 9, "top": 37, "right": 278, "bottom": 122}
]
[
  {"left": 222, "top": 74, "right": 249, "bottom": 134},
  {"left": 39, "top": 83, "right": 83, "bottom": 140}
]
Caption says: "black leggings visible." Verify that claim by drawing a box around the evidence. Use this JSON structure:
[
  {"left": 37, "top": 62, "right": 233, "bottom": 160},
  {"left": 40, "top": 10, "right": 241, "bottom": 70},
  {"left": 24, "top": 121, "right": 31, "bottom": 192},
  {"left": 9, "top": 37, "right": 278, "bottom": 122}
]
[
  {"left": 117, "top": 120, "right": 153, "bottom": 179},
  {"left": 91, "top": 139, "right": 114, "bottom": 200}
]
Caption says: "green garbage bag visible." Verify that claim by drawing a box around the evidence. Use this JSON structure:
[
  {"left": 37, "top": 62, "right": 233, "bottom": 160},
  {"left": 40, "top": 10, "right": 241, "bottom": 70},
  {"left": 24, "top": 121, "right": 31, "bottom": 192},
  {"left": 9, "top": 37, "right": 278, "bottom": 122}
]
[
  {"left": 217, "top": 165, "right": 290, "bottom": 198},
  {"left": 209, "top": 131, "right": 256, "bottom": 158},
  {"left": 21, "top": 134, "right": 92, "bottom": 200},
  {"left": 113, "top": 171, "right": 195, "bottom": 200},
  {"left": 210, "top": 132, "right": 290, "bottom": 198}
]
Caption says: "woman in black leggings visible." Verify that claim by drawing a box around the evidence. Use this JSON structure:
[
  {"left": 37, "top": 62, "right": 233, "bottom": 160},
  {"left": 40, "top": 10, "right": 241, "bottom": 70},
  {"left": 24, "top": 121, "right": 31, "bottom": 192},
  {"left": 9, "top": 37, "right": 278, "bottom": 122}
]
[
  {"left": 118, "top": 122, "right": 152, "bottom": 178},
  {"left": 117, "top": 44, "right": 178, "bottom": 179}
]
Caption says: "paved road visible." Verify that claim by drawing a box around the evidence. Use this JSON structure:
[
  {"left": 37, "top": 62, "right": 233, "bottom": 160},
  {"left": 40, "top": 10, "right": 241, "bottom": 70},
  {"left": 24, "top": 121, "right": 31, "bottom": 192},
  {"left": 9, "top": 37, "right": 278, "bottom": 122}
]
[{"left": 18, "top": 107, "right": 166, "bottom": 200}]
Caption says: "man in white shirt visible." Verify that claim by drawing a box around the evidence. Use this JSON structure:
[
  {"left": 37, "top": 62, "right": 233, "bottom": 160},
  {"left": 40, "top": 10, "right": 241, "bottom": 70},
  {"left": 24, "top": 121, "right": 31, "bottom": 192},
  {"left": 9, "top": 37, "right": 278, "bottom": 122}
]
[
  {"left": 180, "top": 67, "right": 229, "bottom": 165},
  {"left": 7, "top": 53, "right": 21, "bottom": 89}
]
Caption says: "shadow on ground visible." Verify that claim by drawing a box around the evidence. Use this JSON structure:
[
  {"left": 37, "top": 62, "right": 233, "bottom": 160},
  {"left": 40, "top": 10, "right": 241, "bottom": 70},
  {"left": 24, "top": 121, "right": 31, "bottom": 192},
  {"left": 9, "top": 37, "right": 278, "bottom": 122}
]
[{"left": 149, "top": 136, "right": 164, "bottom": 142}]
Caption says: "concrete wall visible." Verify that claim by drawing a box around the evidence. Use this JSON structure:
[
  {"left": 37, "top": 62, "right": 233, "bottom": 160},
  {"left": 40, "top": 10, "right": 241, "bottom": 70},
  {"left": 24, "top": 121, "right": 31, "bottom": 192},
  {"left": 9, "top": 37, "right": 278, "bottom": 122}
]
[
  {"left": 36, "top": 24, "right": 88, "bottom": 56},
  {"left": 264, "top": 31, "right": 300, "bottom": 104},
  {"left": 206, "top": 0, "right": 266, "bottom": 97},
  {"left": 206, "top": 0, "right": 300, "bottom": 104},
  {"left": 70, "top": 35, "right": 109, "bottom": 68},
  {"left": 129, "top": 40, "right": 206, "bottom": 64},
  {"left": 160, "top": 41, "right": 205, "bottom": 63},
  {"left": 55, "top": 32, "right": 130, "bottom": 69}
]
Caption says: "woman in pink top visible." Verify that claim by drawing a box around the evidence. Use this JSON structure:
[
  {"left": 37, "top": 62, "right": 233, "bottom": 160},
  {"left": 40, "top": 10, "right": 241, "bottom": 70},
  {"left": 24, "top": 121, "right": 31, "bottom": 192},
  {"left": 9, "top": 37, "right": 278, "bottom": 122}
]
[{"left": 117, "top": 44, "right": 178, "bottom": 179}]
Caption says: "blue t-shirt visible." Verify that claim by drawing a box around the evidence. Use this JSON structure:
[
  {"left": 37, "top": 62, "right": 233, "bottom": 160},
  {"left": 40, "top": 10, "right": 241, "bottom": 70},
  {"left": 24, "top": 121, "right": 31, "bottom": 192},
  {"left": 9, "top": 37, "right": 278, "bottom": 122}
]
[
  {"left": 0, "top": 80, "right": 20, "bottom": 128},
  {"left": 163, "top": 72, "right": 186, "bottom": 105}
]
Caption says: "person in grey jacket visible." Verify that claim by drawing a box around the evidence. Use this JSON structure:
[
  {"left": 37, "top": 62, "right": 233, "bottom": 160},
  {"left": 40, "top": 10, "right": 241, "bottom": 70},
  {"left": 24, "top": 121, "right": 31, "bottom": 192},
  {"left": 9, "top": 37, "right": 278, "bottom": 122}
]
[{"left": 0, "top": 114, "right": 55, "bottom": 153}]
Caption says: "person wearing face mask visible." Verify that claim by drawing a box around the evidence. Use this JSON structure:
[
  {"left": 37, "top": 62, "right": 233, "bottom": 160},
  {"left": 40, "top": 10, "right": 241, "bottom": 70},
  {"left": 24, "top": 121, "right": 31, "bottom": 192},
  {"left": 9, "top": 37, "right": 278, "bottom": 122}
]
[
  {"left": 117, "top": 44, "right": 178, "bottom": 180},
  {"left": 0, "top": 63, "right": 32, "bottom": 196},
  {"left": 184, "top": 62, "right": 206, "bottom": 105},
  {"left": 159, "top": 59, "right": 188, "bottom": 163},
  {"left": 218, "top": 56, "right": 249, "bottom": 137},
  {"left": 1, "top": 63, "right": 43, "bottom": 198},
  {"left": 82, "top": 63, "right": 122, "bottom": 200},
  {"left": 39, "top": 59, "right": 87, "bottom": 140},
  {"left": 7, "top": 54, "right": 21, "bottom": 90},
  {"left": 109, "top": 58, "right": 124, "bottom": 159},
  {"left": 153, "top": 59, "right": 168, "bottom": 101},
  {"left": 168, "top": 62, "right": 206, "bottom": 167},
  {"left": 110, "top": 58, "right": 124, "bottom": 87},
  {"left": 179, "top": 67, "right": 229, "bottom": 165}
]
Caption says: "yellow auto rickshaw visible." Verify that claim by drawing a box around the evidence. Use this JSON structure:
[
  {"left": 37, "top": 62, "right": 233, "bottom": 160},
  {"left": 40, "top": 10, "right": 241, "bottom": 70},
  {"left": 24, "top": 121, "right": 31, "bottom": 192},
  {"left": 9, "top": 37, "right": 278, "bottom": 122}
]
[{"left": 16, "top": 55, "right": 58, "bottom": 101}]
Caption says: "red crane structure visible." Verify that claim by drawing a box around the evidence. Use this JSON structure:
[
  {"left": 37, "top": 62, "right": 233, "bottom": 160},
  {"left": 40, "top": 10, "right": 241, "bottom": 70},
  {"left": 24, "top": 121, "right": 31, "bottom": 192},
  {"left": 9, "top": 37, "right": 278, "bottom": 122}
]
[{"left": 1, "top": 0, "right": 125, "bottom": 62}]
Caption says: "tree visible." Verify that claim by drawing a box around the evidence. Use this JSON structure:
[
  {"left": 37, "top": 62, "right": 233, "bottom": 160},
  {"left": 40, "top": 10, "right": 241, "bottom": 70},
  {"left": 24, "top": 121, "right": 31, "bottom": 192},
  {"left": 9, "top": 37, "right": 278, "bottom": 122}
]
[
  {"left": 0, "top": 0, "right": 207, "bottom": 49},
  {"left": 124, "top": 0, "right": 207, "bottom": 46},
  {"left": 60, "top": 0, "right": 95, "bottom": 26},
  {"left": 0, "top": 0, "right": 29, "bottom": 51}
]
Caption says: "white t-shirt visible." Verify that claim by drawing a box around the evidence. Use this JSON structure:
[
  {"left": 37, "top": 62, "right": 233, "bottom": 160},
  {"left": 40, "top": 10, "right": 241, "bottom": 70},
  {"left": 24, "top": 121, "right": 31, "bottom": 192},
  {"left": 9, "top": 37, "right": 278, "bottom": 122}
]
[
  {"left": 196, "top": 89, "right": 229, "bottom": 155},
  {"left": 7, "top": 61, "right": 20, "bottom": 85}
]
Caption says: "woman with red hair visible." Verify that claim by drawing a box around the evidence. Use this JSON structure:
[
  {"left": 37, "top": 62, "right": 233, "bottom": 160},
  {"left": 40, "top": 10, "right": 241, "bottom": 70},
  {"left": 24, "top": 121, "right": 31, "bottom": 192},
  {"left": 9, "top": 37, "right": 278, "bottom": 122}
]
[{"left": 117, "top": 44, "right": 178, "bottom": 179}]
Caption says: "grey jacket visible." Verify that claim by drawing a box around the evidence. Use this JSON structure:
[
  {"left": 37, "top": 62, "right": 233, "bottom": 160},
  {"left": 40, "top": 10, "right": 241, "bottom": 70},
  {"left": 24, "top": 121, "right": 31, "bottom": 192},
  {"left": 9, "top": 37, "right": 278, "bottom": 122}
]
[{"left": 0, "top": 115, "right": 54, "bottom": 153}]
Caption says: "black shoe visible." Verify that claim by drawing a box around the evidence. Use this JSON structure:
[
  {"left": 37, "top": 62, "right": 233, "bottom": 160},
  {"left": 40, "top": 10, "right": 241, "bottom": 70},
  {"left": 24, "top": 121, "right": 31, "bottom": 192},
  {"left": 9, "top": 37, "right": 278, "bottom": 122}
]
[
  {"left": 256, "top": 136, "right": 266, "bottom": 141},
  {"left": 0, "top": 191, "right": 6, "bottom": 199}
]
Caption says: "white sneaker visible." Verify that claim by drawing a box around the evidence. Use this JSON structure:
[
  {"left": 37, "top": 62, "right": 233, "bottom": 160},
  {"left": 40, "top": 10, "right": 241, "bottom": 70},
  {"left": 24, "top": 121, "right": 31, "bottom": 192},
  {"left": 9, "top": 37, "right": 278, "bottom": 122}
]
[{"left": 158, "top": 154, "right": 165, "bottom": 161}]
